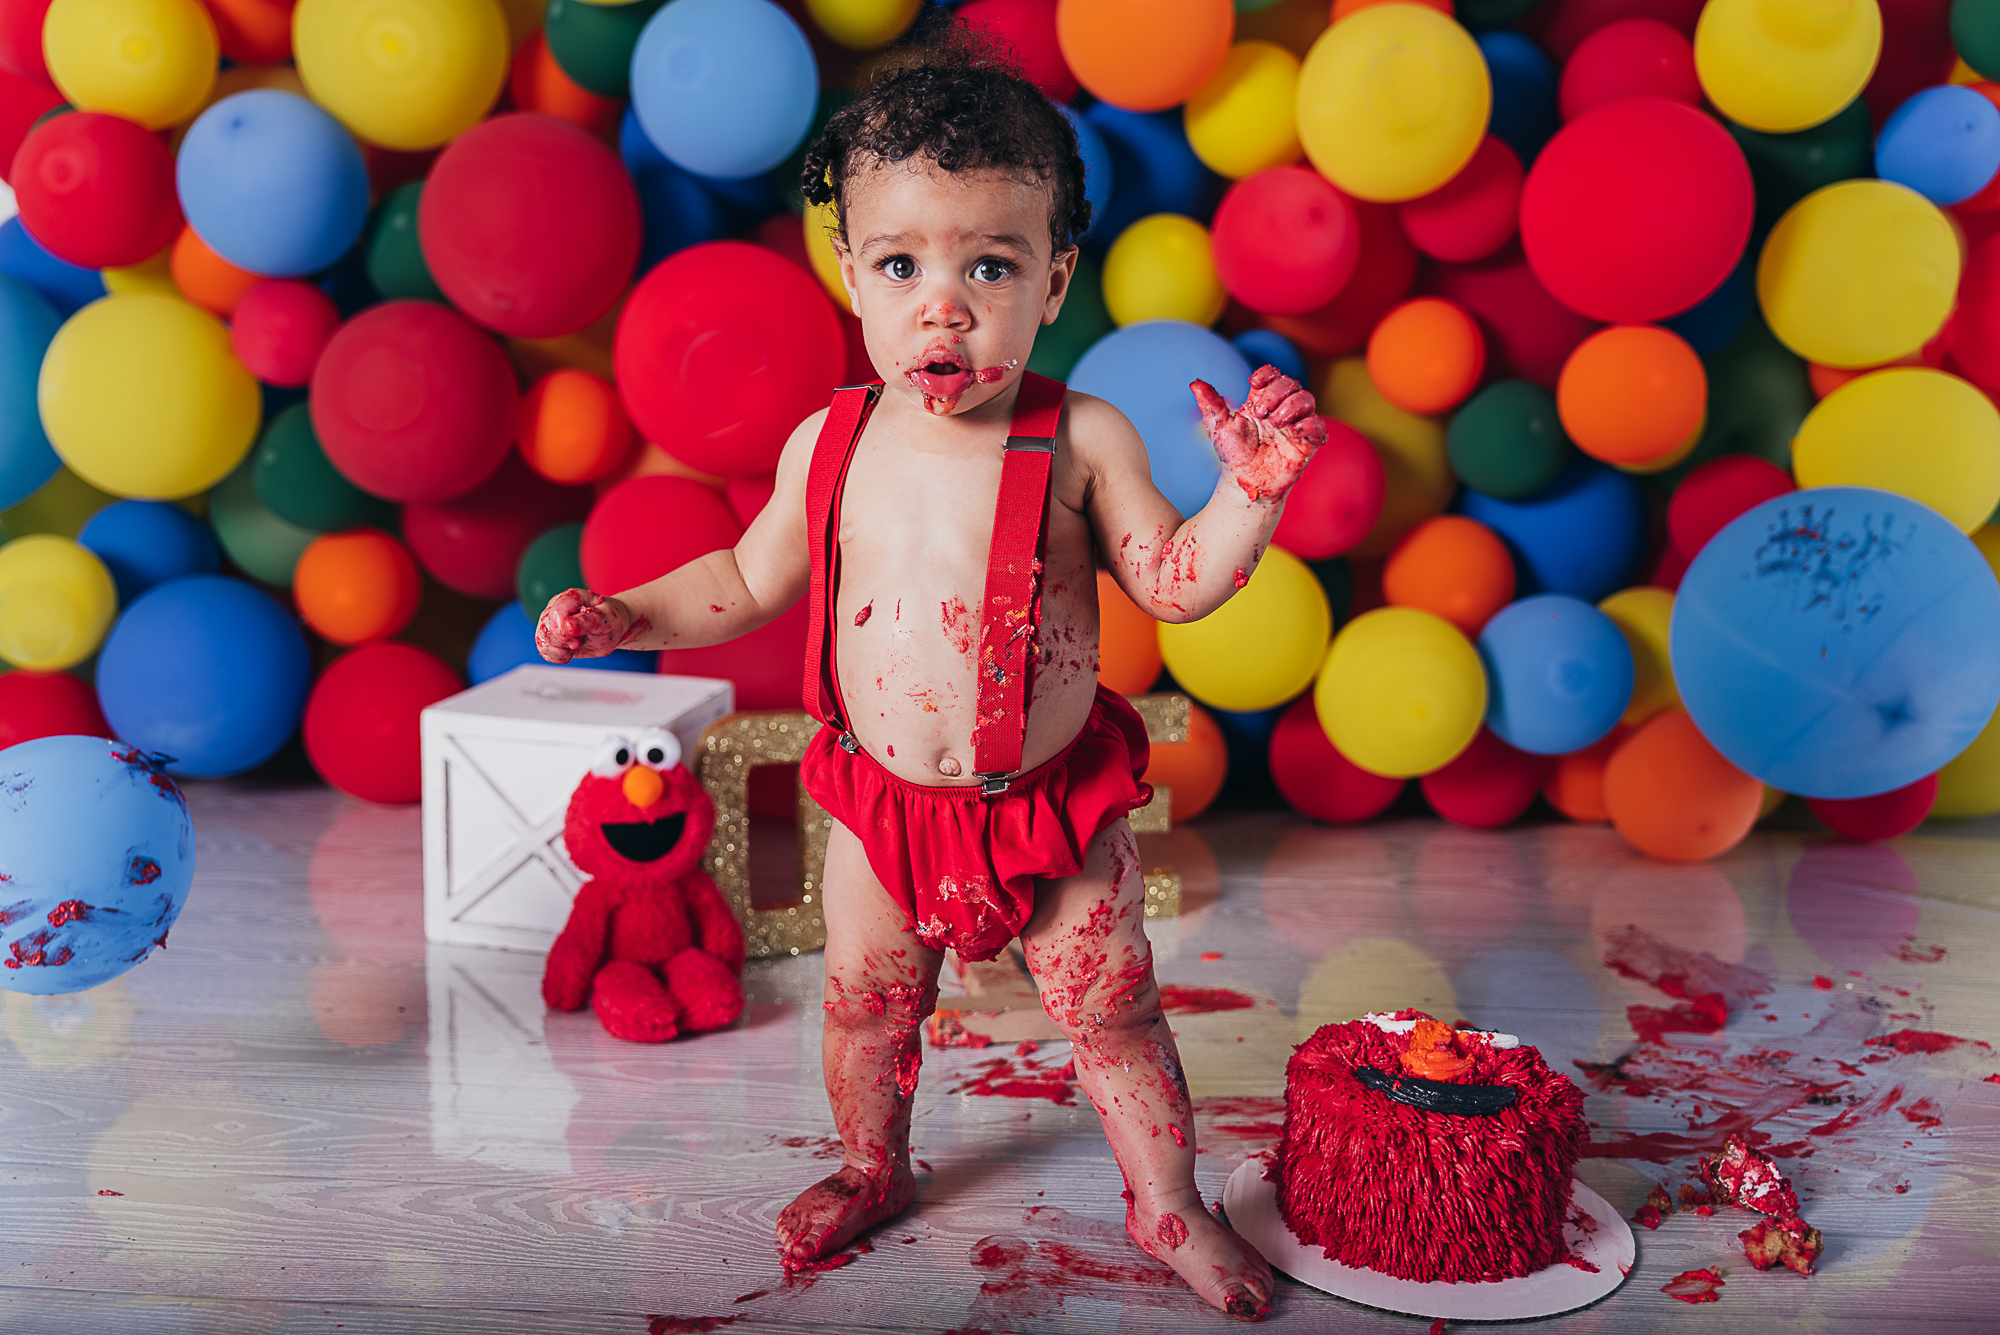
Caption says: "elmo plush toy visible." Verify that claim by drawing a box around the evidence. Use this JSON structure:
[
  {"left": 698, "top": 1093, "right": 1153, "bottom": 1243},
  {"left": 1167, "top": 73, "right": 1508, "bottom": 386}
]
[{"left": 542, "top": 727, "right": 745, "bottom": 1041}]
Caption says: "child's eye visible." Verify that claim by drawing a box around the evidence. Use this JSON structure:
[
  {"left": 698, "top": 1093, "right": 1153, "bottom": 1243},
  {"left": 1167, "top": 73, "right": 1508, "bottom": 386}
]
[
  {"left": 972, "top": 258, "right": 1015, "bottom": 283},
  {"left": 880, "top": 256, "right": 917, "bottom": 281}
]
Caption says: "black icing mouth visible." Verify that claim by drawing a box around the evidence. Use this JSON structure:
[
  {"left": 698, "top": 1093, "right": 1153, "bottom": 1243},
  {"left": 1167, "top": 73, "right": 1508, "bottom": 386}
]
[
  {"left": 1356, "top": 1066, "right": 1519, "bottom": 1117},
  {"left": 601, "top": 813, "right": 688, "bottom": 863}
]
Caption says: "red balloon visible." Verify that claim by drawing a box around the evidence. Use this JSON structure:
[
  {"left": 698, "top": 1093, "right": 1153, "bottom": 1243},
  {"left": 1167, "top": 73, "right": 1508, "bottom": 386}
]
[
  {"left": 0, "top": 69, "right": 61, "bottom": 186},
  {"left": 0, "top": 669, "right": 110, "bottom": 748},
  {"left": 0, "top": 0, "right": 52, "bottom": 85},
  {"left": 1806, "top": 774, "right": 1939, "bottom": 841},
  {"left": 616, "top": 241, "right": 846, "bottom": 478},
  {"left": 1862, "top": 0, "right": 1957, "bottom": 123},
  {"left": 580, "top": 474, "right": 743, "bottom": 594},
  {"left": 1526, "top": 0, "right": 1702, "bottom": 62},
  {"left": 231, "top": 279, "right": 341, "bottom": 387},
  {"left": 1419, "top": 727, "right": 1550, "bottom": 829},
  {"left": 1949, "top": 236, "right": 2000, "bottom": 394},
  {"left": 311, "top": 300, "right": 521, "bottom": 504},
  {"left": 1259, "top": 201, "right": 1417, "bottom": 359},
  {"left": 10, "top": 111, "right": 182, "bottom": 269},
  {"left": 959, "top": 0, "right": 1077, "bottom": 102},
  {"left": 1519, "top": 97, "right": 1752, "bottom": 323},
  {"left": 725, "top": 472, "right": 775, "bottom": 527},
  {"left": 659, "top": 595, "right": 809, "bottom": 710},
  {"left": 419, "top": 113, "right": 641, "bottom": 339},
  {"left": 1271, "top": 420, "right": 1386, "bottom": 559},
  {"left": 303, "top": 642, "right": 464, "bottom": 804},
  {"left": 205, "top": 0, "right": 296, "bottom": 64},
  {"left": 1211, "top": 166, "right": 1360, "bottom": 317},
  {"left": 1270, "top": 697, "right": 1405, "bottom": 823},
  {"left": 403, "top": 455, "right": 593, "bottom": 599},
  {"left": 1558, "top": 18, "right": 1701, "bottom": 121},
  {"left": 1395, "top": 135, "right": 1522, "bottom": 264},
  {"left": 1424, "top": 242, "right": 1599, "bottom": 389},
  {"left": 1666, "top": 454, "right": 1793, "bottom": 558}
]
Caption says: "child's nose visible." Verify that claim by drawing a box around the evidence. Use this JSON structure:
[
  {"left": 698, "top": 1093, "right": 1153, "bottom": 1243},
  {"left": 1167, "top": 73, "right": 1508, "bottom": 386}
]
[{"left": 919, "top": 283, "right": 972, "bottom": 327}]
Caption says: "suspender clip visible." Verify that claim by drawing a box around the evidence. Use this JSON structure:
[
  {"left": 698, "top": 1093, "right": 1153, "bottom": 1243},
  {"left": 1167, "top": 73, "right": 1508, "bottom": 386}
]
[
  {"left": 839, "top": 732, "right": 860, "bottom": 754},
  {"left": 977, "top": 773, "right": 1012, "bottom": 797}
]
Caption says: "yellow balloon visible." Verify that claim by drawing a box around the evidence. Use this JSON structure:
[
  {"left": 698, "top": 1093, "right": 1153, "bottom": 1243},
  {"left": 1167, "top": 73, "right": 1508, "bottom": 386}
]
[
  {"left": 294, "top": 0, "right": 509, "bottom": 151},
  {"left": 1103, "top": 214, "right": 1227, "bottom": 327},
  {"left": 1933, "top": 700, "right": 2000, "bottom": 817},
  {"left": 1186, "top": 40, "right": 1304, "bottom": 180},
  {"left": 0, "top": 535, "right": 117, "bottom": 670},
  {"left": 1693, "top": 0, "right": 1882, "bottom": 133},
  {"left": 1758, "top": 180, "right": 1958, "bottom": 369},
  {"left": 102, "top": 246, "right": 178, "bottom": 300},
  {"left": 1296, "top": 3, "right": 1489, "bottom": 203},
  {"left": 805, "top": 0, "right": 920, "bottom": 49},
  {"left": 1974, "top": 523, "right": 2000, "bottom": 578},
  {"left": 804, "top": 198, "right": 852, "bottom": 309},
  {"left": 1597, "top": 586, "right": 1678, "bottom": 724},
  {"left": 1318, "top": 357, "right": 1452, "bottom": 557},
  {"left": 39, "top": 294, "right": 261, "bottom": 502},
  {"left": 1158, "top": 546, "right": 1331, "bottom": 711},
  {"left": 1791, "top": 368, "right": 2000, "bottom": 533},
  {"left": 42, "top": 0, "right": 218, "bottom": 132},
  {"left": 1315, "top": 605, "right": 1486, "bottom": 777}
]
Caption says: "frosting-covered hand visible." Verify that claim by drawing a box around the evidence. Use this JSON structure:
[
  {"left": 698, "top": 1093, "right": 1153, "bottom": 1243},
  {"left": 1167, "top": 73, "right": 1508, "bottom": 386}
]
[
  {"left": 1191, "top": 364, "right": 1327, "bottom": 503},
  {"left": 536, "top": 588, "right": 637, "bottom": 663}
]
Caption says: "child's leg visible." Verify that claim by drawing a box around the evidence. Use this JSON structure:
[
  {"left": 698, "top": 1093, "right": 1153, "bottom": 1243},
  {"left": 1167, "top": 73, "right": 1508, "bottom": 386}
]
[
  {"left": 775, "top": 821, "right": 945, "bottom": 1267},
  {"left": 1020, "top": 818, "right": 1275, "bottom": 1320}
]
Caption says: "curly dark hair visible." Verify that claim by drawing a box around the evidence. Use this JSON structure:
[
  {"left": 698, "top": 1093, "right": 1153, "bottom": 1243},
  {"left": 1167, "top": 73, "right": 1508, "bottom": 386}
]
[{"left": 800, "top": 17, "right": 1091, "bottom": 254}]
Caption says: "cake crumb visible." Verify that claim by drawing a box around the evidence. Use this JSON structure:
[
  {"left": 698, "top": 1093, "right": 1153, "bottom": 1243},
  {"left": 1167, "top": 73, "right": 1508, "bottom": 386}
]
[
  {"left": 1661, "top": 1267, "right": 1725, "bottom": 1303},
  {"left": 1740, "top": 1216, "right": 1823, "bottom": 1276},
  {"left": 1429, "top": 1320, "right": 1447, "bottom": 1334}
]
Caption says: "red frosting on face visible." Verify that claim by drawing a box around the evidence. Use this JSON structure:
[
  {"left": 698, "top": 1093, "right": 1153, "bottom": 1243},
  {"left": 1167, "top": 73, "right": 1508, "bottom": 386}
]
[{"left": 562, "top": 761, "right": 715, "bottom": 892}]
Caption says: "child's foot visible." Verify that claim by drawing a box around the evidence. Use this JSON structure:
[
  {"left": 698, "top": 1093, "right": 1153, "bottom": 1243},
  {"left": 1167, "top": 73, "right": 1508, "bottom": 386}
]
[
  {"left": 775, "top": 1158, "right": 916, "bottom": 1269},
  {"left": 1127, "top": 1195, "right": 1275, "bottom": 1320}
]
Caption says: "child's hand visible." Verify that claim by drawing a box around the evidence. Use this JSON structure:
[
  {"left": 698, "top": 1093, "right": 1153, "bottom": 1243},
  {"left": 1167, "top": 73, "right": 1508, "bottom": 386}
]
[
  {"left": 536, "top": 589, "right": 638, "bottom": 663},
  {"left": 1191, "top": 364, "right": 1328, "bottom": 503}
]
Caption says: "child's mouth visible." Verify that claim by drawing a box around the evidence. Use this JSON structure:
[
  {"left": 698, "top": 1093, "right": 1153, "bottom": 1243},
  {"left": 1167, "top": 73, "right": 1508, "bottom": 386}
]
[{"left": 906, "top": 356, "right": 1019, "bottom": 405}]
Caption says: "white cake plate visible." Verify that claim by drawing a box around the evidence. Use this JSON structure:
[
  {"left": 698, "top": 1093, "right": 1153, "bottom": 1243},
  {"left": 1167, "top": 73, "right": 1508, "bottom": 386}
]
[{"left": 1222, "top": 1159, "right": 1635, "bottom": 1322}]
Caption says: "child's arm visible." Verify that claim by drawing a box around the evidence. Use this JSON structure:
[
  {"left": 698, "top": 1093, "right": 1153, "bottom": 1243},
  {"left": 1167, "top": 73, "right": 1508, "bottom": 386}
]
[
  {"left": 536, "top": 410, "right": 827, "bottom": 661},
  {"left": 1081, "top": 366, "right": 1327, "bottom": 623}
]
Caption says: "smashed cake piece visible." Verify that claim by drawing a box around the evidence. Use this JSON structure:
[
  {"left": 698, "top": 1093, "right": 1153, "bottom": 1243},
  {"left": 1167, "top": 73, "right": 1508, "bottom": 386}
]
[
  {"left": 1739, "top": 1216, "right": 1823, "bottom": 1276},
  {"left": 1699, "top": 1134, "right": 1800, "bottom": 1219},
  {"left": 1661, "top": 1267, "right": 1725, "bottom": 1303},
  {"left": 1632, "top": 1183, "right": 1672, "bottom": 1230}
]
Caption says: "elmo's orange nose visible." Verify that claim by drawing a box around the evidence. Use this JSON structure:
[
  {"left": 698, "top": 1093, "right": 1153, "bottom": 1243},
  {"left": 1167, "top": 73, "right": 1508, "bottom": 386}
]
[{"left": 621, "top": 764, "right": 664, "bottom": 809}]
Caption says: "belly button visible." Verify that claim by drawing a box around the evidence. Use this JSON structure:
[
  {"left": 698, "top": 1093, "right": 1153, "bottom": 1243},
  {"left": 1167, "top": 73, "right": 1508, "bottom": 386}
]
[{"left": 937, "top": 756, "right": 962, "bottom": 777}]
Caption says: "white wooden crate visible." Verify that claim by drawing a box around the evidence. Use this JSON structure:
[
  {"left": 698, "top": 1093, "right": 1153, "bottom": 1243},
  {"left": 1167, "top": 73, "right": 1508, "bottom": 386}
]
[{"left": 419, "top": 665, "right": 734, "bottom": 954}]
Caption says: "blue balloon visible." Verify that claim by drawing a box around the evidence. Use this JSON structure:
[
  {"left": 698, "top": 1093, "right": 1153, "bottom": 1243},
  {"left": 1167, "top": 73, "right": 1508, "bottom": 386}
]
[
  {"left": 1232, "top": 328, "right": 1307, "bottom": 383},
  {"left": 0, "top": 217, "right": 102, "bottom": 317},
  {"left": 1070, "top": 320, "right": 1250, "bottom": 516},
  {"left": 1060, "top": 105, "right": 1115, "bottom": 238},
  {"left": 1875, "top": 85, "right": 2000, "bottom": 205},
  {"left": 96, "top": 576, "right": 311, "bottom": 779},
  {"left": 631, "top": 0, "right": 818, "bottom": 180},
  {"left": 1478, "top": 593, "right": 1634, "bottom": 754},
  {"left": 175, "top": 90, "right": 371, "bottom": 277},
  {"left": 1460, "top": 457, "right": 1647, "bottom": 601},
  {"left": 1671, "top": 487, "right": 2000, "bottom": 799},
  {"left": 1082, "top": 105, "right": 1215, "bottom": 238},
  {"left": 469, "top": 602, "right": 657, "bottom": 685},
  {"left": 619, "top": 106, "right": 729, "bottom": 271},
  {"left": 1477, "top": 32, "right": 1559, "bottom": 164},
  {"left": 1662, "top": 255, "right": 1753, "bottom": 357},
  {"left": 0, "top": 272, "right": 61, "bottom": 510},
  {"left": 76, "top": 501, "right": 221, "bottom": 605},
  {"left": 0, "top": 736, "right": 192, "bottom": 995}
]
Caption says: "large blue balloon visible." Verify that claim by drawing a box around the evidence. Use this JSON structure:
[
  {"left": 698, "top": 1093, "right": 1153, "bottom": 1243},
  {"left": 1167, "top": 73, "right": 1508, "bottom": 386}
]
[
  {"left": 1082, "top": 105, "right": 1214, "bottom": 238},
  {"left": 1460, "top": 457, "right": 1647, "bottom": 601},
  {"left": 0, "top": 218, "right": 104, "bottom": 316},
  {"left": 469, "top": 601, "right": 657, "bottom": 685},
  {"left": 631, "top": 0, "right": 818, "bottom": 181},
  {"left": 76, "top": 501, "right": 221, "bottom": 605},
  {"left": 1671, "top": 487, "right": 2000, "bottom": 798},
  {"left": 0, "top": 736, "right": 192, "bottom": 995},
  {"left": 1069, "top": 320, "right": 1250, "bottom": 516},
  {"left": 176, "top": 90, "right": 371, "bottom": 277},
  {"left": 619, "top": 106, "right": 729, "bottom": 272},
  {"left": 96, "top": 576, "right": 311, "bottom": 779},
  {"left": 0, "top": 272, "right": 62, "bottom": 510},
  {"left": 1476, "top": 32, "right": 1559, "bottom": 164},
  {"left": 1059, "top": 105, "right": 1115, "bottom": 239},
  {"left": 1875, "top": 85, "right": 2000, "bottom": 206},
  {"left": 1478, "top": 593, "right": 1634, "bottom": 754}
]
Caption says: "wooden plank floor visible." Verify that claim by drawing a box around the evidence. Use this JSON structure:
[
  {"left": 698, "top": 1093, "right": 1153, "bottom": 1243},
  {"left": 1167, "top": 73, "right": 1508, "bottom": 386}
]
[{"left": 2, "top": 783, "right": 1996, "bottom": 1333}]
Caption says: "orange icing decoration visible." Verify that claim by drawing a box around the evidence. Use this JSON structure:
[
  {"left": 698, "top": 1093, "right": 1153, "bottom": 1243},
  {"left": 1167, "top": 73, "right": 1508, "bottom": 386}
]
[{"left": 1400, "top": 1019, "right": 1474, "bottom": 1082}]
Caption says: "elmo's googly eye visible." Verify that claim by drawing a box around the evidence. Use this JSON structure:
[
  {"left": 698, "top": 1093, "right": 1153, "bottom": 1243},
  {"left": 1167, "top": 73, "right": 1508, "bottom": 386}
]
[
  {"left": 634, "top": 727, "right": 681, "bottom": 772},
  {"left": 589, "top": 734, "right": 635, "bottom": 778}
]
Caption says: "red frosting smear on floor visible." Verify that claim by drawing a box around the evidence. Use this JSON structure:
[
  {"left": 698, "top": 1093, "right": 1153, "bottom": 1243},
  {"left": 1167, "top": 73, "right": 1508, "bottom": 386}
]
[
  {"left": 1192, "top": 1094, "right": 1287, "bottom": 1148},
  {"left": 950, "top": 1051, "right": 1079, "bottom": 1105},
  {"left": 1158, "top": 984, "right": 1257, "bottom": 1014},
  {"left": 950, "top": 1205, "right": 1209, "bottom": 1331},
  {"left": 647, "top": 1318, "right": 740, "bottom": 1333},
  {"left": 1864, "top": 1030, "right": 1992, "bottom": 1055},
  {"left": 1661, "top": 1267, "right": 1725, "bottom": 1303},
  {"left": 1892, "top": 940, "right": 1947, "bottom": 964}
]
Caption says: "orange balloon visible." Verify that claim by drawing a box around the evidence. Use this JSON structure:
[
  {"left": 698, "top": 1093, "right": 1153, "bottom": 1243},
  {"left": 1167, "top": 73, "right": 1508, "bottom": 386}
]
[
  {"left": 1365, "top": 297, "right": 1485, "bottom": 415},
  {"left": 1541, "top": 723, "right": 1630, "bottom": 823},
  {"left": 1601, "top": 708, "right": 1762, "bottom": 861},
  {"left": 293, "top": 529, "right": 423, "bottom": 646},
  {"left": 1143, "top": 701, "right": 1227, "bottom": 822},
  {"left": 206, "top": 0, "right": 295, "bottom": 64},
  {"left": 1057, "top": 0, "right": 1235, "bottom": 112},
  {"left": 520, "top": 368, "right": 636, "bottom": 485},
  {"left": 171, "top": 226, "right": 261, "bottom": 316},
  {"left": 1097, "top": 569, "right": 1162, "bottom": 694},
  {"left": 508, "top": 29, "right": 622, "bottom": 138},
  {"left": 1331, "top": 0, "right": 1450, "bottom": 23},
  {"left": 1808, "top": 351, "right": 1924, "bottom": 399},
  {"left": 1380, "top": 515, "right": 1515, "bottom": 636},
  {"left": 1556, "top": 324, "right": 1706, "bottom": 466}
]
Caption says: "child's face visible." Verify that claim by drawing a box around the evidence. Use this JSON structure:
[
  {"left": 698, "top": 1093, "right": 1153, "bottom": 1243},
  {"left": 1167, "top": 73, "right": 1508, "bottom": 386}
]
[{"left": 836, "top": 160, "right": 1075, "bottom": 417}]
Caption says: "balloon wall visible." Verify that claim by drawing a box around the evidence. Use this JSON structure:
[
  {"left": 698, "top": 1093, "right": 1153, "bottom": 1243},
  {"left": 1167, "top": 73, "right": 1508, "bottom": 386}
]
[{"left": 0, "top": 0, "right": 1995, "bottom": 862}]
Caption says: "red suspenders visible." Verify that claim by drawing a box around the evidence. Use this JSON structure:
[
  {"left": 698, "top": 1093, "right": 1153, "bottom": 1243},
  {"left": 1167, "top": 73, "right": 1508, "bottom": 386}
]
[{"left": 800, "top": 373, "right": 1068, "bottom": 795}]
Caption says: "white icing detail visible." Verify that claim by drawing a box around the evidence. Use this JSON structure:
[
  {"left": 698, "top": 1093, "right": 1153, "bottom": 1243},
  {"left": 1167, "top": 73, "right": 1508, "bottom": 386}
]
[{"left": 1361, "top": 1012, "right": 1520, "bottom": 1049}]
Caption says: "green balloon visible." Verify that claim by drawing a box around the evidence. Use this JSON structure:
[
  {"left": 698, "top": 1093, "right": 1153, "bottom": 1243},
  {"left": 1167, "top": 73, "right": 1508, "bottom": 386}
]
[
  {"left": 545, "top": 0, "right": 667, "bottom": 99},
  {"left": 1650, "top": 314, "right": 1813, "bottom": 488},
  {"left": 517, "top": 523, "right": 587, "bottom": 614},
  {"left": 366, "top": 182, "right": 445, "bottom": 303},
  {"left": 1305, "top": 556, "right": 1354, "bottom": 629},
  {"left": 0, "top": 467, "right": 116, "bottom": 542},
  {"left": 1726, "top": 100, "right": 1874, "bottom": 239},
  {"left": 210, "top": 458, "right": 320, "bottom": 588},
  {"left": 1446, "top": 380, "right": 1572, "bottom": 500},
  {"left": 1455, "top": 0, "right": 1543, "bottom": 26},
  {"left": 1029, "top": 252, "right": 1113, "bottom": 382},
  {"left": 1955, "top": 0, "right": 2000, "bottom": 81},
  {"left": 253, "top": 404, "right": 395, "bottom": 532}
]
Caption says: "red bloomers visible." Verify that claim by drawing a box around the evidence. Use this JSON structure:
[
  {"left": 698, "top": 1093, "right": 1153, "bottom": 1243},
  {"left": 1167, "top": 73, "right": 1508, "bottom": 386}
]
[{"left": 800, "top": 685, "right": 1154, "bottom": 961}]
